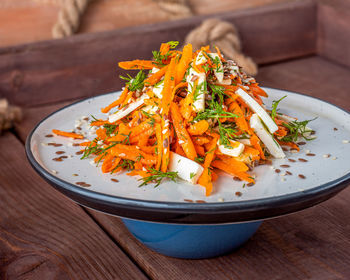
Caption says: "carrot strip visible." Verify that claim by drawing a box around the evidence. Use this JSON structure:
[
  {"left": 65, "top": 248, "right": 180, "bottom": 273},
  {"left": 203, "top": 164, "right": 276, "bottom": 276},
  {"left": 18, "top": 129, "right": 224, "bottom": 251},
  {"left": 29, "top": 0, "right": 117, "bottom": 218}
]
[
  {"left": 188, "top": 120, "right": 209, "bottom": 135},
  {"left": 249, "top": 84, "right": 268, "bottom": 97},
  {"left": 211, "top": 160, "right": 254, "bottom": 183},
  {"left": 160, "top": 57, "right": 177, "bottom": 115},
  {"left": 228, "top": 101, "right": 249, "bottom": 132},
  {"left": 198, "top": 136, "right": 218, "bottom": 196},
  {"left": 118, "top": 60, "right": 155, "bottom": 70},
  {"left": 175, "top": 44, "right": 193, "bottom": 84},
  {"left": 101, "top": 87, "right": 129, "bottom": 113},
  {"left": 144, "top": 65, "right": 169, "bottom": 86},
  {"left": 250, "top": 134, "right": 266, "bottom": 160},
  {"left": 170, "top": 102, "right": 197, "bottom": 160},
  {"left": 52, "top": 129, "right": 84, "bottom": 139},
  {"left": 161, "top": 118, "right": 170, "bottom": 172},
  {"left": 155, "top": 123, "right": 162, "bottom": 170}
]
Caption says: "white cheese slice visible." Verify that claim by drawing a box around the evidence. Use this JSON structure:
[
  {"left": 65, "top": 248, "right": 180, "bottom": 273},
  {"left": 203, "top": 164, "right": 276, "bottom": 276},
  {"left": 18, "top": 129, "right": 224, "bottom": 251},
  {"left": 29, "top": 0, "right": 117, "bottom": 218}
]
[
  {"left": 217, "top": 140, "right": 245, "bottom": 157},
  {"left": 237, "top": 138, "right": 251, "bottom": 146},
  {"left": 168, "top": 152, "right": 204, "bottom": 184},
  {"left": 186, "top": 68, "right": 206, "bottom": 112},
  {"left": 195, "top": 51, "right": 207, "bottom": 65},
  {"left": 108, "top": 94, "right": 148, "bottom": 123},
  {"left": 151, "top": 67, "right": 160, "bottom": 74},
  {"left": 142, "top": 105, "right": 158, "bottom": 114},
  {"left": 208, "top": 53, "right": 224, "bottom": 83},
  {"left": 152, "top": 80, "right": 164, "bottom": 99},
  {"left": 236, "top": 88, "right": 278, "bottom": 133},
  {"left": 216, "top": 78, "right": 231, "bottom": 85},
  {"left": 250, "top": 114, "right": 285, "bottom": 158}
]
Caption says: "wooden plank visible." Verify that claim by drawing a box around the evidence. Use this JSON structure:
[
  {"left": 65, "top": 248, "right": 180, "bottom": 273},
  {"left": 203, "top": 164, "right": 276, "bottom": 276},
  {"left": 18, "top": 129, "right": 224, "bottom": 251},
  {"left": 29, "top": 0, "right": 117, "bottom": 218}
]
[
  {"left": 0, "top": 0, "right": 292, "bottom": 48},
  {"left": 14, "top": 55, "right": 350, "bottom": 279},
  {"left": 0, "top": 133, "right": 147, "bottom": 279},
  {"left": 317, "top": 2, "right": 350, "bottom": 68},
  {"left": 256, "top": 56, "right": 350, "bottom": 111},
  {"left": 0, "top": 0, "right": 316, "bottom": 107}
]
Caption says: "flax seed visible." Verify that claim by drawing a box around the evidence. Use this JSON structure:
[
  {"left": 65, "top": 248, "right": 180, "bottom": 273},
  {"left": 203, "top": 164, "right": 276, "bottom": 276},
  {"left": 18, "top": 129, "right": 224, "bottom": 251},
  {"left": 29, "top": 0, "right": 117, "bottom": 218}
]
[
  {"left": 286, "top": 171, "right": 292, "bottom": 175},
  {"left": 233, "top": 176, "right": 242, "bottom": 181},
  {"left": 184, "top": 199, "right": 194, "bottom": 203},
  {"left": 288, "top": 159, "right": 296, "bottom": 163},
  {"left": 45, "top": 134, "right": 54, "bottom": 138},
  {"left": 306, "top": 153, "right": 315, "bottom": 157},
  {"left": 297, "top": 141, "right": 306, "bottom": 145},
  {"left": 76, "top": 150, "right": 84, "bottom": 155},
  {"left": 275, "top": 169, "right": 281, "bottom": 174},
  {"left": 280, "top": 164, "right": 290, "bottom": 168},
  {"left": 247, "top": 182, "right": 255, "bottom": 187},
  {"left": 111, "top": 178, "right": 119, "bottom": 183},
  {"left": 55, "top": 151, "right": 65, "bottom": 155},
  {"left": 298, "top": 158, "right": 308, "bottom": 162},
  {"left": 298, "top": 174, "right": 306, "bottom": 179},
  {"left": 196, "top": 200, "right": 206, "bottom": 203},
  {"left": 235, "top": 191, "right": 242, "bottom": 197}
]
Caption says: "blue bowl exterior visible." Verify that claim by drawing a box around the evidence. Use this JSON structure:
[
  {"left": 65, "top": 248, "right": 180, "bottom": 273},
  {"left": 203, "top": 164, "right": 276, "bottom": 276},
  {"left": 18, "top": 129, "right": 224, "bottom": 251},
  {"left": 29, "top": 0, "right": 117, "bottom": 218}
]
[{"left": 122, "top": 219, "right": 262, "bottom": 259}]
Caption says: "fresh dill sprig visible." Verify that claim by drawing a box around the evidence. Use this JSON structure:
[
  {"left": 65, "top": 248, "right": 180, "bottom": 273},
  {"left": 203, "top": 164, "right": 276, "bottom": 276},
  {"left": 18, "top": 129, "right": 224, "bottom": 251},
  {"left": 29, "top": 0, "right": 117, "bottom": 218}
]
[
  {"left": 103, "top": 123, "right": 117, "bottom": 137},
  {"left": 138, "top": 168, "right": 179, "bottom": 188},
  {"left": 281, "top": 118, "right": 317, "bottom": 142},
  {"left": 152, "top": 41, "right": 179, "bottom": 66},
  {"left": 271, "top": 95, "right": 287, "bottom": 120},
  {"left": 218, "top": 121, "right": 237, "bottom": 147},
  {"left": 120, "top": 70, "right": 147, "bottom": 92}
]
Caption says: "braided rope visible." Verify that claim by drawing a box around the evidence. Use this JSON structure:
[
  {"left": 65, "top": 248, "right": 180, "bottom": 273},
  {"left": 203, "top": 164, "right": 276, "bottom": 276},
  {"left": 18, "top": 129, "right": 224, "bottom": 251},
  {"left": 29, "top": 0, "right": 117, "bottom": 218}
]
[
  {"left": 52, "top": 0, "right": 91, "bottom": 39},
  {"left": 0, "top": 99, "right": 22, "bottom": 134},
  {"left": 184, "top": 18, "right": 258, "bottom": 75},
  {"left": 153, "top": 0, "right": 193, "bottom": 18}
]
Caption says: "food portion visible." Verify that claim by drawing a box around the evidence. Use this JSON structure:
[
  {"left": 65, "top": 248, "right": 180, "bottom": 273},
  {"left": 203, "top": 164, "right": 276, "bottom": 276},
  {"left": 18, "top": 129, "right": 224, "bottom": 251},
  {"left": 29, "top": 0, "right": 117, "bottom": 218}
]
[{"left": 55, "top": 41, "right": 315, "bottom": 196}]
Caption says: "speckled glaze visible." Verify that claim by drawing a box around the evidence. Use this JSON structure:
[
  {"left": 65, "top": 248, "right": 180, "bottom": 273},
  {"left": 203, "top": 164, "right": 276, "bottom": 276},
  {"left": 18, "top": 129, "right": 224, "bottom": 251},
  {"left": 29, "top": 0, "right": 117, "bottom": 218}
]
[{"left": 26, "top": 87, "right": 350, "bottom": 225}]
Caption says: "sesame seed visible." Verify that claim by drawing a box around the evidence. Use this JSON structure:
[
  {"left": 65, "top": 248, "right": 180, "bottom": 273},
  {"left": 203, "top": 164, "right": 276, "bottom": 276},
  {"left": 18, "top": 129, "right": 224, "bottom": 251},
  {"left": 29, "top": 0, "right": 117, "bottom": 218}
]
[
  {"left": 41, "top": 143, "right": 48, "bottom": 146},
  {"left": 119, "top": 153, "right": 126, "bottom": 157},
  {"left": 342, "top": 140, "right": 349, "bottom": 144},
  {"left": 281, "top": 177, "right": 286, "bottom": 182},
  {"left": 305, "top": 149, "right": 311, "bottom": 154},
  {"left": 323, "top": 154, "right": 331, "bottom": 158},
  {"left": 218, "top": 198, "right": 224, "bottom": 202},
  {"left": 332, "top": 157, "right": 337, "bottom": 160},
  {"left": 162, "top": 129, "right": 167, "bottom": 135},
  {"left": 291, "top": 149, "right": 298, "bottom": 153},
  {"left": 89, "top": 160, "right": 95, "bottom": 166},
  {"left": 136, "top": 146, "right": 140, "bottom": 150},
  {"left": 51, "top": 170, "right": 58, "bottom": 174}
]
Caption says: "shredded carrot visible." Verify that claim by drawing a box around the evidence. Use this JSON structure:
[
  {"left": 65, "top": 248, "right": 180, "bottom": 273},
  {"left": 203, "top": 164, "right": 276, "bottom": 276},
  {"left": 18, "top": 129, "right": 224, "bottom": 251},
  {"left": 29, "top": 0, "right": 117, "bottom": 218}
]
[
  {"left": 101, "top": 87, "right": 129, "bottom": 113},
  {"left": 170, "top": 102, "right": 197, "bottom": 160},
  {"left": 175, "top": 44, "right": 193, "bottom": 84},
  {"left": 144, "top": 65, "right": 169, "bottom": 86},
  {"left": 118, "top": 60, "right": 155, "bottom": 70},
  {"left": 52, "top": 129, "right": 84, "bottom": 139}
]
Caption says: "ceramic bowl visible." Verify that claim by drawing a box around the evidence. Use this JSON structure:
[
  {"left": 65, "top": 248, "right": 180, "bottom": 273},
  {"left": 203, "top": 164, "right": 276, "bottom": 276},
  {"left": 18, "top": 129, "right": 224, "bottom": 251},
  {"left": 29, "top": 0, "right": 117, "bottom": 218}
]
[{"left": 26, "top": 88, "right": 350, "bottom": 258}]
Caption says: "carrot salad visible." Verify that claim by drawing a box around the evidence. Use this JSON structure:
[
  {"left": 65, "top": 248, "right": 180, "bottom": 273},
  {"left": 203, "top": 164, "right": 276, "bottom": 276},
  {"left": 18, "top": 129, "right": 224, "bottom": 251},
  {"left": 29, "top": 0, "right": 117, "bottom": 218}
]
[{"left": 54, "top": 41, "right": 315, "bottom": 196}]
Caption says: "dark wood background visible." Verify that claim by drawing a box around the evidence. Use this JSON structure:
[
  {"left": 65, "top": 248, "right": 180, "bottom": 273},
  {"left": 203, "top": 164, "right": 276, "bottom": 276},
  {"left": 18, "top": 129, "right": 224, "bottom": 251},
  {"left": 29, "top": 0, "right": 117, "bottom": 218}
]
[{"left": 0, "top": 0, "right": 349, "bottom": 279}]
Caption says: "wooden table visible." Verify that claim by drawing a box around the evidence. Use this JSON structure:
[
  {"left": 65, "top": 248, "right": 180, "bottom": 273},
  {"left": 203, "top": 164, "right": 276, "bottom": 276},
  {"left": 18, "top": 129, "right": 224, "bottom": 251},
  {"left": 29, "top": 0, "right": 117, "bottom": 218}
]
[{"left": 1, "top": 1, "right": 350, "bottom": 279}]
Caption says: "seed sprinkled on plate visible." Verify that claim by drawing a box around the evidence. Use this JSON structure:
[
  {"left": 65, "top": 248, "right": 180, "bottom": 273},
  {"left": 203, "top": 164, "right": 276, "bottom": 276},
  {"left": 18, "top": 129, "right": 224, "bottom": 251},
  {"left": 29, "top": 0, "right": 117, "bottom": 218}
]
[
  {"left": 281, "top": 177, "right": 286, "bottom": 182},
  {"left": 184, "top": 199, "right": 193, "bottom": 203},
  {"left": 51, "top": 170, "right": 58, "bottom": 174},
  {"left": 196, "top": 200, "right": 206, "bottom": 203},
  {"left": 305, "top": 149, "right": 311, "bottom": 154},
  {"left": 111, "top": 178, "right": 119, "bottom": 183},
  {"left": 275, "top": 169, "right": 281, "bottom": 174},
  {"left": 235, "top": 191, "right": 242, "bottom": 197},
  {"left": 218, "top": 198, "right": 224, "bottom": 202},
  {"left": 45, "top": 134, "right": 54, "bottom": 138},
  {"left": 233, "top": 176, "right": 242, "bottom": 181},
  {"left": 247, "top": 182, "right": 255, "bottom": 187},
  {"left": 288, "top": 159, "right": 296, "bottom": 163},
  {"left": 56, "top": 151, "right": 65, "bottom": 155},
  {"left": 286, "top": 171, "right": 292, "bottom": 175},
  {"left": 298, "top": 174, "right": 306, "bottom": 179},
  {"left": 342, "top": 140, "right": 349, "bottom": 144},
  {"left": 297, "top": 141, "right": 306, "bottom": 145},
  {"left": 280, "top": 164, "right": 290, "bottom": 168},
  {"left": 334, "top": 127, "right": 338, "bottom": 131},
  {"left": 332, "top": 157, "right": 337, "bottom": 160},
  {"left": 298, "top": 158, "right": 308, "bottom": 162},
  {"left": 72, "top": 174, "right": 79, "bottom": 176},
  {"left": 323, "top": 154, "right": 331, "bottom": 158},
  {"left": 290, "top": 149, "right": 299, "bottom": 153},
  {"left": 306, "top": 153, "right": 316, "bottom": 157}
]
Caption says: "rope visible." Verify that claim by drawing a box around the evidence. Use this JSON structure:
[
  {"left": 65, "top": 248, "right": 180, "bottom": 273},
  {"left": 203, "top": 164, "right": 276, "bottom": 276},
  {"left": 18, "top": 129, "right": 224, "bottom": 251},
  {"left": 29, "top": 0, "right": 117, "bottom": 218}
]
[
  {"left": 52, "top": 0, "right": 92, "bottom": 39},
  {"left": 152, "top": 0, "right": 193, "bottom": 18},
  {"left": 184, "top": 18, "right": 258, "bottom": 76},
  {"left": 0, "top": 99, "right": 22, "bottom": 134}
]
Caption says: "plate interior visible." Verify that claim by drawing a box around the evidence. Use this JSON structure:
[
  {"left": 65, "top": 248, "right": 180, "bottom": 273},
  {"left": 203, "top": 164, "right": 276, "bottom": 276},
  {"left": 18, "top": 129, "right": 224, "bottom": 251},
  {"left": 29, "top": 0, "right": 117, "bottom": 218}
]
[{"left": 30, "top": 88, "right": 350, "bottom": 203}]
